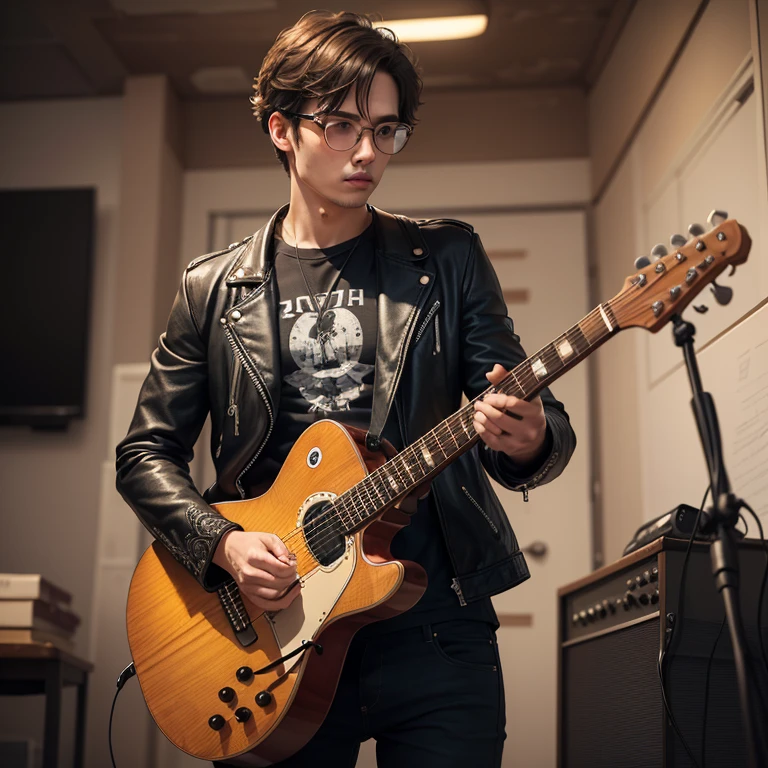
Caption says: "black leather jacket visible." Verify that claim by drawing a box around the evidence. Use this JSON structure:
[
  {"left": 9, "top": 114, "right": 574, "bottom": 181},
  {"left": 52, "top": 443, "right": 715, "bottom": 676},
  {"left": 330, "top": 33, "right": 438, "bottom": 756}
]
[{"left": 116, "top": 204, "right": 576, "bottom": 605}]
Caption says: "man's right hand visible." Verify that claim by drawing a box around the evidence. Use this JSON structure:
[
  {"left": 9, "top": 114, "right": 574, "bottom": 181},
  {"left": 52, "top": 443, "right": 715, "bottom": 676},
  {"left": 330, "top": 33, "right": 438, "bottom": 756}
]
[{"left": 213, "top": 530, "right": 301, "bottom": 612}]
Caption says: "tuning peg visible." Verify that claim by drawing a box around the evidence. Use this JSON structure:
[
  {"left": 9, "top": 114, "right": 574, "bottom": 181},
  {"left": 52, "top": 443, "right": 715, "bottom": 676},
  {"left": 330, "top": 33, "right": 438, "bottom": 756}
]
[
  {"left": 710, "top": 280, "right": 733, "bottom": 306},
  {"left": 650, "top": 243, "right": 668, "bottom": 259},
  {"left": 670, "top": 234, "right": 687, "bottom": 247},
  {"left": 634, "top": 255, "right": 651, "bottom": 269},
  {"left": 688, "top": 223, "right": 705, "bottom": 237},
  {"left": 706, "top": 209, "right": 728, "bottom": 227},
  {"left": 693, "top": 304, "right": 709, "bottom": 314}
]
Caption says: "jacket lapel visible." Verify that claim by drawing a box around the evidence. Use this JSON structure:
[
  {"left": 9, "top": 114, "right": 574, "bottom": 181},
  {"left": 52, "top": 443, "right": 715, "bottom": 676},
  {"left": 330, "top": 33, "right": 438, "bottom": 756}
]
[{"left": 367, "top": 207, "right": 435, "bottom": 448}]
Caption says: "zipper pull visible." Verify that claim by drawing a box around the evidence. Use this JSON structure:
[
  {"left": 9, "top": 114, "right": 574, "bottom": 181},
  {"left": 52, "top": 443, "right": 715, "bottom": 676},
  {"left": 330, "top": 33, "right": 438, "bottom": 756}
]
[
  {"left": 433, "top": 314, "right": 441, "bottom": 355},
  {"left": 451, "top": 577, "right": 467, "bottom": 606},
  {"left": 227, "top": 403, "right": 240, "bottom": 436},
  {"left": 523, "top": 488, "right": 529, "bottom": 503}
]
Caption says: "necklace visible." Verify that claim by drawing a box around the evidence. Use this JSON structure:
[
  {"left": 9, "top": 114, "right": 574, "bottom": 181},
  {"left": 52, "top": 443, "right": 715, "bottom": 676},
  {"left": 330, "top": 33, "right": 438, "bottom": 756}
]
[{"left": 282, "top": 220, "right": 367, "bottom": 365}]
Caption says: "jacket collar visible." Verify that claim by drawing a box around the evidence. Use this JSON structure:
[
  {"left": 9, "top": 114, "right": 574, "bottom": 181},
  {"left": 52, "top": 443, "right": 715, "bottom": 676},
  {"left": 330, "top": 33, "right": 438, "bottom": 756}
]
[{"left": 225, "top": 203, "right": 429, "bottom": 287}]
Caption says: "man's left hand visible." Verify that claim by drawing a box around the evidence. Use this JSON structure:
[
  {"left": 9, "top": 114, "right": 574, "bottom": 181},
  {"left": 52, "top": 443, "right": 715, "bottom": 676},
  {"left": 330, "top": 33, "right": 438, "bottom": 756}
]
[{"left": 473, "top": 363, "right": 547, "bottom": 464}]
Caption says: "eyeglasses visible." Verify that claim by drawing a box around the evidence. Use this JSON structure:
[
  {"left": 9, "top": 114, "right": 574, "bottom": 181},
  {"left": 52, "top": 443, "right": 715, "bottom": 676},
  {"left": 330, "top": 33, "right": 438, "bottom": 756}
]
[{"left": 277, "top": 109, "right": 413, "bottom": 155}]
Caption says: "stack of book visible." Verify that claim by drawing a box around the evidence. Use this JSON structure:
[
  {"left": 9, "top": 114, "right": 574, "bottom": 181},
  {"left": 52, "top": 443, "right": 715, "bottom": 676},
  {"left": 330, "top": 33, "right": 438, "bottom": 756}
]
[{"left": 0, "top": 573, "right": 80, "bottom": 652}]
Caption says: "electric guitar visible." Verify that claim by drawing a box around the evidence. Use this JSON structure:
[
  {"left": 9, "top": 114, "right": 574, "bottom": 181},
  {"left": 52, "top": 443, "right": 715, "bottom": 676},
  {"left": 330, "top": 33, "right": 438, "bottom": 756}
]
[{"left": 125, "top": 212, "right": 751, "bottom": 765}]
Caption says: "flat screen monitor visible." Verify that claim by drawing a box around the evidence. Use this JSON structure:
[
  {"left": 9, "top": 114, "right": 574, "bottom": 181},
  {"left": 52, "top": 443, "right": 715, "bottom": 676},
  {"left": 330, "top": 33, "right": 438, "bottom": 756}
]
[{"left": 0, "top": 188, "right": 96, "bottom": 428}]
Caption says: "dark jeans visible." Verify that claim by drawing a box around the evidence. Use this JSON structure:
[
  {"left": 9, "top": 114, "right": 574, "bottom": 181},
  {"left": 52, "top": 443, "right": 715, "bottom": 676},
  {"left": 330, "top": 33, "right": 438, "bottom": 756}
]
[{"left": 215, "top": 619, "right": 505, "bottom": 767}]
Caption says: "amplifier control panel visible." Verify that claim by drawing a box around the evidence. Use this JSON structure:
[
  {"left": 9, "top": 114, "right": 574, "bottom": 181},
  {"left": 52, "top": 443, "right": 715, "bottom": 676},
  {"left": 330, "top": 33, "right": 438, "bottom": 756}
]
[{"left": 563, "top": 555, "right": 660, "bottom": 642}]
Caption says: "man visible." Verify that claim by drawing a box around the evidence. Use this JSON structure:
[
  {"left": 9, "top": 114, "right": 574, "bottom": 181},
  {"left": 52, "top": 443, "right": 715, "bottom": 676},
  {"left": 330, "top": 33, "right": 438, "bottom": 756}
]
[{"left": 116, "top": 10, "right": 576, "bottom": 767}]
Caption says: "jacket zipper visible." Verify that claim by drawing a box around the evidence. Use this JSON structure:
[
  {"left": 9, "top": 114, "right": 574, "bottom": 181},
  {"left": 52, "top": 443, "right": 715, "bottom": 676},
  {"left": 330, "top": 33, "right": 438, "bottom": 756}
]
[
  {"left": 461, "top": 486, "right": 499, "bottom": 537},
  {"left": 414, "top": 300, "right": 440, "bottom": 343},
  {"left": 513, "top": 450, "right": 560, "bottom": 502},
  {"left": 227, "top": 356, "right": 242, "bottom": 436},
  {"left": 433, "top": 314, "right": 441, "bottom": 355},
  {"left": 451, "top": 578, "right": 467, "bottom": 607},
  {"left": 222, "top": 321, "right": 274, "bottom": 499}
]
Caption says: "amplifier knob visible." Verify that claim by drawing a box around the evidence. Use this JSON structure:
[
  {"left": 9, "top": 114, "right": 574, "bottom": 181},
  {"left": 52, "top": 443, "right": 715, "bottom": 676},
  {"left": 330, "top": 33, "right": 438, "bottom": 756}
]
[
  {"left": 603, "top": 599, "right": 616, "bottom": 614},
  {"left": 651, "top": 566, "right": 659, "bottom": 582},
  {"left": 636, "top": 574, "right": 647, "bottom": 587},
  {"left": 596, "top": 603, "right": 607, "bottom": 618},
  {"left": 625, "top": 591, "right": 637, "bottom": 607},
  {"left": 587, "top": 608, "right": 596, "bottom": 621},
  {"left": 579, "top": 610, "right": 588, "bottom": 625},
  {"left": 651, "top": 589, "right": 659, "bottom": 605},
  {"left": 572, "top": 613, "right": 580, "bottom": 626},
  {"left": 638, "top": 592, "right": 650, "bottom": 606},
  {"left": 622, "top": 598, "right": 631, "bottom": 610},
  {"left": 615, "top": 598, "right": 624, "bottom": 611},
  {"left": 208, "top": 714, "right": 226, "bottom": 731},
  {"left": 626, "top": 579, "right": 637, "bottom": 591}
]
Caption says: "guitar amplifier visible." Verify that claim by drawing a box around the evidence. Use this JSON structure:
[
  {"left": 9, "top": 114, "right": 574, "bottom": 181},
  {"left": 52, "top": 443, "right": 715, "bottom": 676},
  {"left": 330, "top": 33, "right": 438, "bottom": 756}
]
[{"left": 557, "top": 536, "right": 768, "bottom": 768}]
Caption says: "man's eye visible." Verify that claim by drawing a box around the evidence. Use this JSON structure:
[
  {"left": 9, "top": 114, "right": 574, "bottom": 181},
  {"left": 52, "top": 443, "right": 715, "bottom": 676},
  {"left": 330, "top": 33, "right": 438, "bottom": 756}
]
[
  {"left": 331, "top": 121, "right": 354, "bottom": 132},
  {"left": 377, "top": 125, "right": 393, "bottom": 137}
]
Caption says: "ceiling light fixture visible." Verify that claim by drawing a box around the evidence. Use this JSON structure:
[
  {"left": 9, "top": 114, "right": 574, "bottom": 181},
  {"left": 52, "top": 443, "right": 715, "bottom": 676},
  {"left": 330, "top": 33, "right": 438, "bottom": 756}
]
[{"left": 373, "top": 14, "right": 488, "bottom": 43}]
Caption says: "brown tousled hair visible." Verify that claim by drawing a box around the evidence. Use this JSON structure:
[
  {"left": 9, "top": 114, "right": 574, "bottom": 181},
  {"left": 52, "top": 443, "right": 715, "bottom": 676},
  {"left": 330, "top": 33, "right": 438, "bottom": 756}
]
[{"left": 251, "top": 10, "right": 423, "bottom": 174}]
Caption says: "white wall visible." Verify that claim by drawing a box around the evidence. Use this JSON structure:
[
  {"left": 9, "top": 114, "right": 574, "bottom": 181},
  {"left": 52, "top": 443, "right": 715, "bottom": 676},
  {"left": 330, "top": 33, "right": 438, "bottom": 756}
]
[{"left": 0, "top": 97, "right": 122, "bottom": 765}]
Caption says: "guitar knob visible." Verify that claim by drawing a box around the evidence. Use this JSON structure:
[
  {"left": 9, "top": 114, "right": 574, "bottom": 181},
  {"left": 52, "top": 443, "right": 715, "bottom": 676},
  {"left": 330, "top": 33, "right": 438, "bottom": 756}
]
[
  {"left": 651, "top": 243, "right": 668, "bottom": 259},
  {"left": 236, "top": 666, "right": 253, "bottom": 682},
  {"left": 218, "top": 687, "right": 235, "bottom": 703},
  {"left": 208, "top": 714, "right": 226, "bottom": 731},
  {"left": 255, "top": 690, "right": 273, "bottom": 708},
  {"left": 688, "top": 223, "right": 705, "bottom": 237},
  {"left": 235, "top": 707, "right": 252, "bottom": 723},
  {"left": 670, "top": 234, "right": 687, "bottom": 247}
]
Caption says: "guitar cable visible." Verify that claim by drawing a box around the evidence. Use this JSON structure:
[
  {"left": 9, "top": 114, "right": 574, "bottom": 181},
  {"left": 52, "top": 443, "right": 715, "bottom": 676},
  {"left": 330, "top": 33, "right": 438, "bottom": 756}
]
[{"left": 109, "top": 661, "right": 136, "bottom": 768}]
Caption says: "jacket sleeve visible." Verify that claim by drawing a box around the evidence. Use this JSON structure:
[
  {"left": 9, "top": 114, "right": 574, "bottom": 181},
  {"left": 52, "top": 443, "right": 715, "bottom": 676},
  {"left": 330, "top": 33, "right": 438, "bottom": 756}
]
[
  {"left": 459, "top": 232, "right": 577, "bottom": 493},
  {"left": 115, "top": 271, "right": 241, "bottom": 591}
]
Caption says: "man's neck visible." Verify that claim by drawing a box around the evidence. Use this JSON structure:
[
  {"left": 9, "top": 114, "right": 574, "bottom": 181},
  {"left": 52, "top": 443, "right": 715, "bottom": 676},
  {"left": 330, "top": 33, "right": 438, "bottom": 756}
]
[{"left": 280, "top": 193, "right": 372, "bottom": 249}]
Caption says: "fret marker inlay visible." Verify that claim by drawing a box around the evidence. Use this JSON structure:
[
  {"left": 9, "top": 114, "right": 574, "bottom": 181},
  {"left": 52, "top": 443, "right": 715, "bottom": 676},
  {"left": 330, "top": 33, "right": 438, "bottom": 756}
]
[
  {"left": 599, "top": 304, "right": 613, "bottom": 332},
  {"left": 556, "top": 339, "right": 574, "bottom": 360},
  {"left": 531, "top": 358, "right": 547, "bottom": 381},
  {"left": 421, "top": 447, "right": 435, "bottom": 468}
]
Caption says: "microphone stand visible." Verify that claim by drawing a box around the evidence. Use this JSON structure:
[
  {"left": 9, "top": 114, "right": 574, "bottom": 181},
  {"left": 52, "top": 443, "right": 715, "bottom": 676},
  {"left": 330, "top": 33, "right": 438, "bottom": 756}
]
[{"left": 671, "top": 313, "right": 768, "bottom": 768}]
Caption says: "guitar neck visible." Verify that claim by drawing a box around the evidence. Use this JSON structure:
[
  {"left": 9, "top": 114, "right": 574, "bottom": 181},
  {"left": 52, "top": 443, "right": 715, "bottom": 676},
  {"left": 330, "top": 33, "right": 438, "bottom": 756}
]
[{"left": 334, "top": 298, "right": 621, "bottom": 534}]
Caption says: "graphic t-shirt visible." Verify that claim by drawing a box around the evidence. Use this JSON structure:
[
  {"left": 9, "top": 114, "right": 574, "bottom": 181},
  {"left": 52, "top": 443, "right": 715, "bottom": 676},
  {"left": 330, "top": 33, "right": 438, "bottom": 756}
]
[{"left": 241, "top": 222, "right": 496, "bottom": 633}]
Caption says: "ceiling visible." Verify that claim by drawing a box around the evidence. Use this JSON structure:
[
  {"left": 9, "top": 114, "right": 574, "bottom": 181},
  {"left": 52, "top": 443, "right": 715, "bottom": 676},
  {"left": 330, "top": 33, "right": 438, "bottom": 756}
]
[{"left": 0, "top": 0, "right": 634, "bottom": 102}]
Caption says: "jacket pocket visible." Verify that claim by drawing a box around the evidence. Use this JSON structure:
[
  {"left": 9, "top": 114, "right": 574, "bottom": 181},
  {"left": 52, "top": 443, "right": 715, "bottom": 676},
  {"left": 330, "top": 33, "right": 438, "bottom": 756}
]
[{"left": 461, "top": 485, "right": 500, "bottom": 539}]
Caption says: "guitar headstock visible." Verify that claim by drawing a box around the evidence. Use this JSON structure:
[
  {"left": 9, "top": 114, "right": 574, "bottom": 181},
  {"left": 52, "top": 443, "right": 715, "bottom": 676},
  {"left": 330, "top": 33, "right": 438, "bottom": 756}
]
[{"left": 612, "top": 215, "right": 751, "bottom": 332}]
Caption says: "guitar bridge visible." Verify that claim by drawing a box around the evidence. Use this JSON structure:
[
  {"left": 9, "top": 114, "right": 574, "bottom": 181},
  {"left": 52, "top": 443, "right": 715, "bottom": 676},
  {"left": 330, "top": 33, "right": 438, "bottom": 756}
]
[{"left": 218, "top": 581, "right": 258, "bottom": 647}]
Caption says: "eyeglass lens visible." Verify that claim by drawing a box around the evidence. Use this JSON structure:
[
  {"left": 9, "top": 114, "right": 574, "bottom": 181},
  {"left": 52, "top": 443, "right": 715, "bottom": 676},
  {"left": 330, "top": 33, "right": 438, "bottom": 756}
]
[{"left": 324, "top": 120, "right": 410, "bottom": 154}]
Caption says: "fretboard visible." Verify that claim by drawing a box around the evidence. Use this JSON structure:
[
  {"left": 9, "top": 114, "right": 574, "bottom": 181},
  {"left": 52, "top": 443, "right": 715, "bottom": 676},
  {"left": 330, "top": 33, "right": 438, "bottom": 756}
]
[{"left": 332, "top": 299, "right": 619, "bottom": 534}]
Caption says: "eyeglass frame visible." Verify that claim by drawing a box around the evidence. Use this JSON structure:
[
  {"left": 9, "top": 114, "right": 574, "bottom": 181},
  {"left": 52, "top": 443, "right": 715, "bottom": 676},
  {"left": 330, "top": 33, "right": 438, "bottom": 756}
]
[{"left": 275, "top": 108, "right": 413, "bottom": 155}]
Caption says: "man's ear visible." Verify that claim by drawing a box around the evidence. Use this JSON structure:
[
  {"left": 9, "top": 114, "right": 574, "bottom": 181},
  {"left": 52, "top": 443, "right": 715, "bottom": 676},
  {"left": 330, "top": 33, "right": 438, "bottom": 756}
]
[{"left": 268, "top": 111, "right": 294, "bottom": 153}]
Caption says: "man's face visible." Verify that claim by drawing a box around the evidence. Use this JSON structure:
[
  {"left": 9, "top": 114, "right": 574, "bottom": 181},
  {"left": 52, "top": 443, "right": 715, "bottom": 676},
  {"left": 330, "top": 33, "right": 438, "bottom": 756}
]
[{"left": 286, "top": 70, "right": 401, "bottom": 209}]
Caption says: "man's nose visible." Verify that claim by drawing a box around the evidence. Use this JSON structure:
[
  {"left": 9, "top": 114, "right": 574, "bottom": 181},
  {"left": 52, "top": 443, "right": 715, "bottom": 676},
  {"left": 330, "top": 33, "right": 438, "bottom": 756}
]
[{"left": 353, "top": 128, "right": 377, "bottom": 162}]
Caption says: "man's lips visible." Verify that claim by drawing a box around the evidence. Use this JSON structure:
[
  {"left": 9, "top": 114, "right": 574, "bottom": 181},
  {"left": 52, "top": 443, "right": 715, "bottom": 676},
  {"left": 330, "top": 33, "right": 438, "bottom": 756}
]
[{"left": 345, "top": 174, "right": 373, "bottom": 187}]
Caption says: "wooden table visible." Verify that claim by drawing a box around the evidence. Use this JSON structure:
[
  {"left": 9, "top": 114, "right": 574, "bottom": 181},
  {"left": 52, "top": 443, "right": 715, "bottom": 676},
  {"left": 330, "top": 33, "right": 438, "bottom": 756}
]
[{"left": 0, "top": 643, "right": 93, "bottom": 768}]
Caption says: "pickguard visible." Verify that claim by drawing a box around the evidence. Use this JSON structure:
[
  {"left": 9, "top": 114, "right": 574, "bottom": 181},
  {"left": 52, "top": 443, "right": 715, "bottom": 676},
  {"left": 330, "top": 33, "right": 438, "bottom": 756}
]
[{"left": 266, "top": 538, "right": 356, "bottom": 672}]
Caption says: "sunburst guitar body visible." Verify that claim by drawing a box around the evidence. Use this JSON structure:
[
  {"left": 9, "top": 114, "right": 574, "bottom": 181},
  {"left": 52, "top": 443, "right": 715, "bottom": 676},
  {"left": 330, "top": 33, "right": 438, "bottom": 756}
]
[{"left": 126, "top": 420, "right": 427, "bottom": 765}]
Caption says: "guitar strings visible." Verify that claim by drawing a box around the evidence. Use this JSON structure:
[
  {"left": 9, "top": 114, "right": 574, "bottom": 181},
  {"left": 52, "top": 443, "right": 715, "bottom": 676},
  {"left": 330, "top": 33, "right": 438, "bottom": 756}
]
[
  {"left": 279, "top": 299, "right": 620, "bottom": 559},
  {"left": 268, "top": 278, "right": 669, "bottom": 561}
]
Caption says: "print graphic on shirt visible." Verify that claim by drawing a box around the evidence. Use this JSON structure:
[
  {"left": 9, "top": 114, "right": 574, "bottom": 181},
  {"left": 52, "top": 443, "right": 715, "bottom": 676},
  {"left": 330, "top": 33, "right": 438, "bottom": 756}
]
[{"left": 282, "top": 289, "right": 373, "bottom": 412}]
